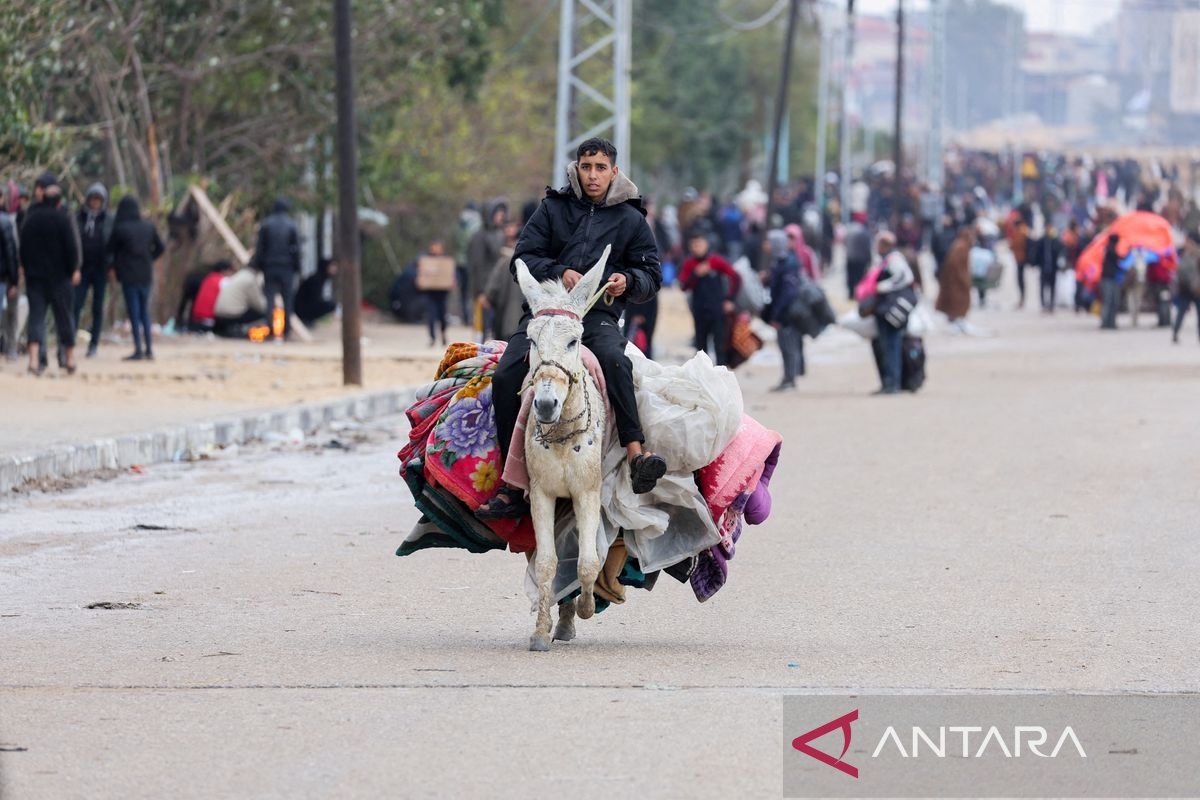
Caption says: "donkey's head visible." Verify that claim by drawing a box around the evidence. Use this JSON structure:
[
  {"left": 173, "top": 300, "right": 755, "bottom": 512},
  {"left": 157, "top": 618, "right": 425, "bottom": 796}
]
[{"left": 514, "top": 245, "right": 611, "bottom": 425}]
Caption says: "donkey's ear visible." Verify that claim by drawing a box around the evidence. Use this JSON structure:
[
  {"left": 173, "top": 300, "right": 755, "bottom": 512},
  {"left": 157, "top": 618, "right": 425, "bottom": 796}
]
[
  {"left": 514, "top": 259, "right": 544, "bottom": 308},
  {"left": 569, "top": 244, "right": 611, "bottom": 307}
]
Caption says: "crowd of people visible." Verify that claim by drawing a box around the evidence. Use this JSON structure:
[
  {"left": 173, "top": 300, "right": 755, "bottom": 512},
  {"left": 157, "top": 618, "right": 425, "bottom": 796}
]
[
  {"left": 0, "top": 174, "right": 344, "bottom": 376},
  {"left": 0, "top": 173, "right": 168, "bottom": 374}
]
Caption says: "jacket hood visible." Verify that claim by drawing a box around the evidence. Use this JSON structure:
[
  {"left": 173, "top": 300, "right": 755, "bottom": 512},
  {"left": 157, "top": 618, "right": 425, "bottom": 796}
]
[
  {"left": 115, "top": 195, "right": 141, "bottom": 223},
  {"left": 271, "top": 198, "right": 291, "bottom": 215},
  {"left": 85, "top": 183, "right": 108, "bottom": 209},
  {"left": 563, "top": 161, "right": 642, "bottom": 209},
  {"left": 482, "top": 197, "right": 509, "bottom": 229},
  {"left": 767, "top": 229, "right": 791, "bottom": 260}
]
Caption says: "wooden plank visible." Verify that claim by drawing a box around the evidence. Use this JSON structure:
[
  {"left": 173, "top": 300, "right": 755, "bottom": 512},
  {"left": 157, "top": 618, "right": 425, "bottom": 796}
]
[{"left": 188, "top": 184, "right": 252, "bottom": 266}]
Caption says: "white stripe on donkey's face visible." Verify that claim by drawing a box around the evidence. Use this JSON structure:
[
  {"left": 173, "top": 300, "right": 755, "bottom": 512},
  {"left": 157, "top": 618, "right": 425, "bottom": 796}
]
[{"left": 512, "top": 245, "right": 611, "bottom": 652}]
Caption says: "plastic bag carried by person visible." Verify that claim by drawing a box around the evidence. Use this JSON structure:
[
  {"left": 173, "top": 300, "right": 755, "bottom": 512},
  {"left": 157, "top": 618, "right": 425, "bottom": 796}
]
[
  {"left": 839, "top": 309, "right": 878, "bottom": 340},
  {"left": 906, "top": 301, "right": 936, "bottom": 337},
  {"left": 731, "top": 256, "right": 765, "bottom": 314}
]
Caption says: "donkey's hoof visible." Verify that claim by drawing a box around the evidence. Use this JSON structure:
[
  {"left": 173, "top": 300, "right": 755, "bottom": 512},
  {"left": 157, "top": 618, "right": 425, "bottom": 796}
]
[
  {"left": 529, "top": 634, "right": 552, "bottom": 652},
  {"left": 552, "top": 621, "right": 576, "bottom": 642},
  {"left": 576, "top": 594, "right": 596, "bottom": 620}
]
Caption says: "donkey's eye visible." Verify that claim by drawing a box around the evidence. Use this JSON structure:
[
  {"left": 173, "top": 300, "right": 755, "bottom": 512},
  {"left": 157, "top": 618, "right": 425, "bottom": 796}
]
[{"left": 568, "top": 339, "right": 578, "bottom": 349}]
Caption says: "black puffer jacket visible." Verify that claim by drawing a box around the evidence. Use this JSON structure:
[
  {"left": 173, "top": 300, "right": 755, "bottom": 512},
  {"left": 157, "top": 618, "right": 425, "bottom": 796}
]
[
  {"left": 108, "top": 196, "right": 165, "bottom": 286},
  {"left": 254, "top": 199, "right": 300, "bottom": 274},
  {"left": 511, "top": 163, "right": 660, "bottom": 319},
  {"left": 0, "top": 212, "right": 18, "bottom": 285},
  {"left": 19, "top": 200, "right": 79, "bottom": 284}
]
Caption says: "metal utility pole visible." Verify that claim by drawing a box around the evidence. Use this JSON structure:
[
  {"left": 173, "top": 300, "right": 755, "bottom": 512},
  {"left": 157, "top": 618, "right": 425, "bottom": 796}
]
[
  {"left": 767, "top": 0, "right": 803, "bottom": 224},
  {"left": 839, "top": 0, "right": 856, "bottom": 226},
  {"left": 928, "top": 0, "right": 945, "bottom": 232},
  {"left": 334, "top": 0, "right": 362, "bottom": 386},
  {"left": 553, "top": 0, "right": 631, "bottom": 184},
  {"left": 815, "top": 1, "right": 831, "bottom": 210},
  {"left": 892, "top": 0, "right": 904, "bottom": 229}
]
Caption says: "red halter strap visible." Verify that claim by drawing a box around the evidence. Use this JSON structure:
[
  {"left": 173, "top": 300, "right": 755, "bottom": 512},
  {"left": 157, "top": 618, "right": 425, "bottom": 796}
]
[{"left": 534, "top": 307, "right": 580, "bottom": 320}]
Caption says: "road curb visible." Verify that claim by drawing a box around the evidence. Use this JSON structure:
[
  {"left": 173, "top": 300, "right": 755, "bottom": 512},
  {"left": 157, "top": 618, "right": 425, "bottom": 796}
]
[{"left": 1, "top": 386, "right": 415, "bottom": 493}]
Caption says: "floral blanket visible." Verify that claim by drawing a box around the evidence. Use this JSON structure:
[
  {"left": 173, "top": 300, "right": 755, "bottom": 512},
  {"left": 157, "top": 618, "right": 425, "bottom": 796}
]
[{"left": 397, "top": 341, "right": 534, "bottom": 553}]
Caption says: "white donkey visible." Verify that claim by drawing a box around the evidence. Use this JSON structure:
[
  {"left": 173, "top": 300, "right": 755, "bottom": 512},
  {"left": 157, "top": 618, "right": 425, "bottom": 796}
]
[{"left": 513, "top": 246, "right": 611, "bottom": 651}]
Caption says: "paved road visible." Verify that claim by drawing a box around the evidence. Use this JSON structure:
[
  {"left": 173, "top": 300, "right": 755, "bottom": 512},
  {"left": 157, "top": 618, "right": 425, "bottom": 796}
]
[{"left": 2, "top": 302, "right": 1198, "bottom": 798}]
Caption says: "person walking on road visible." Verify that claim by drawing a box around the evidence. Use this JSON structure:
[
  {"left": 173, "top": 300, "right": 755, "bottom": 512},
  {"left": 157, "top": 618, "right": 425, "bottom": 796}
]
[
  {"left": 19, "top": 182, "right": 80, "bottom": 375},
  {"left": 253, "top": 198, "right": 300, "bottom": 341},
  {"left": 0, "top": 198, "right": 18, "bottom": 360},
  {"left": 75, "top": 183, "right": 112, "bottom": 357},
  {"left": 108, "top": 195, "right": 165, "bottom": 361},
  {"left": 467, "top": 200, "right": 507, "bottom": 340},
  {"left": 679, "top": 225, "right": 739, "bottom": 367},
  {"left": 1033, "top": 225, "right": 1063, "bottom": 313},
  {"left": 1172, "top": 231, "right": 1200, "bottom": 344},
  {"left": 844, "top": 212, "right": 873, "bottom": 301},
  {"left": 1099, "top": 234, "right": 1121, "bottom": 330},
  {"left": 482, "top": 221, "right": 524, "bottom": 341},
  {"left": 936, "top": 225, "right": 974, "bottom": 326},
  {"left": 416, "top": 238, "right": 451, "bottom": 348},
  {"left": 870, "top": 233, "right": 917, "bottom": 395},
  {"left": 763, "top": 228, "right": 804, "bottom": 391}
]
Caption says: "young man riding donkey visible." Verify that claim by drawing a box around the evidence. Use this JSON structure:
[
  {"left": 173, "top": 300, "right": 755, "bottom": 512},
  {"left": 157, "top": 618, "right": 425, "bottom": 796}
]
[{"left": 479, "top": 137, "right": 667, "bottom": 522}]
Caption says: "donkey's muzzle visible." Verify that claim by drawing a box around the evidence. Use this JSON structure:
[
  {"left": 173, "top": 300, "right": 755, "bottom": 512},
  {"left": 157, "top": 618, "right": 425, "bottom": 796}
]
[{"left": 534, "top": 396, "right": 560, "bottom": 424}]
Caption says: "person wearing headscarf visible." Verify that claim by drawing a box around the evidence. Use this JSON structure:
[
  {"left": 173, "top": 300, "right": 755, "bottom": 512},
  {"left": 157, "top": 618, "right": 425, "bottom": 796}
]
[
  {"left": 783, "top": 223, "right": 819, "bottom": 280},
  {"left": 763, "top": 229, "right": 804, "bottom": 391},
  {"left": 936, "top": 225, "right": 974, "bottom": 324},
  {"left": 107, "top": 195, "right": 165, "bottom": 360}
]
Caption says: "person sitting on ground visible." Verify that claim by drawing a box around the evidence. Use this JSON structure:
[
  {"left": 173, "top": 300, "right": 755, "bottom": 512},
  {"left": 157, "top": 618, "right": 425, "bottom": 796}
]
[
  {"left": 295, "top": 258, "right": 338, "bottom": 327},
  {"left": 213, "top": 265, "right": 267, "bottom": 337},
  {"left": 480, "top": 137, "right": 665, "bottom": 519},
  {"left": 191, "top": 261, "right": 237, "bottom": 333}
]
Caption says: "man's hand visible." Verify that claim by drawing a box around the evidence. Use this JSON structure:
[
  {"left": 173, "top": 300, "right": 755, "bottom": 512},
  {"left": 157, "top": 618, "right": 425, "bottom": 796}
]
[
  {"left": 6, "top": 285, "right": 15, "bottom": 301},
  {"left": 723, "top": 300, "right": 736, "bottom": 314},
  {"left": 71, "top": 270, "right": 81, "bottom": 287},
  {"left": 605, "top": 272, "right": 627, "bottom": 297},
  {"left": 562, "top": 269, "right": 583, "bottom": 290}
]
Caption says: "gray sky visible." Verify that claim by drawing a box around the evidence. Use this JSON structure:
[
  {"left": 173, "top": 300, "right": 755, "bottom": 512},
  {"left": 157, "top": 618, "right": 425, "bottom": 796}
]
[{"left": 855, "top": 0, "right": 1121, "bottom": 35}]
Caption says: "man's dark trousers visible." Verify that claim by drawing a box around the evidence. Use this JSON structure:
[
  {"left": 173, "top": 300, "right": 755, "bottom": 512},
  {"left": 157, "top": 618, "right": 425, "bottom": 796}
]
[
  {"left": 494, "top": 311, "right": 642, "bottom": 462},
  {"left": 263, "top": 270, "right": 295, "bottom": 339}
]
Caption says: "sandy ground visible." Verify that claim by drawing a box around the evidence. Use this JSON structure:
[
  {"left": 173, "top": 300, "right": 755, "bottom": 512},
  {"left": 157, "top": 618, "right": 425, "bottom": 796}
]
[
  {"left": 1, "top": 266, "right": 1199, "bottom": 798},
  {"left": 0, "top": 314, "right": 459, "bottom": 456}
]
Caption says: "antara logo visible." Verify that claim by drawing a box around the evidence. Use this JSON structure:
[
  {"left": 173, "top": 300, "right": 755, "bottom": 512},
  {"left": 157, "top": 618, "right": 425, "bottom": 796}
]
[{"left": 792, "top": 710, "right": 1088, "bottom": 779}]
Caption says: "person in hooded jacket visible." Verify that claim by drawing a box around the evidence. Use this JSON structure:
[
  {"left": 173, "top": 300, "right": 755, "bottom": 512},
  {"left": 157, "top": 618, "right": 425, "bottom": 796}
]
[
  {"left": 0, "top": 197, "right": 18, "bottom": 360},
  {"left": 253, "top": 198, "right": 300, "bottom": 341},
  {"left": 107, "top": 195, "right": 165, "bottom": 361},
  {"left": 466, "top": 199, "right": 507, "bottom": 339},
  {"left": 763, "top": 229, "right": 804, "bottom": 391},
  {"left": 19, "top": 185, "right": 80, "bottom": 374},
  {"left": 75, "top": 183, "right": 113, "bottom": 356},
  {"left": 479, "top": 137, "right": 664, "bottom": 519}
]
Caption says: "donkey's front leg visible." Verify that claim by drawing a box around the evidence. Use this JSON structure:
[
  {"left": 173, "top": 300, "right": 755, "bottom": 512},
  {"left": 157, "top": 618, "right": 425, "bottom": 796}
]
[
  {"left": 573, "top": 490, "right": 602, "bottom": 620},
  {"left": 529, "top": 489, "right": 558, "bottom": 652}
]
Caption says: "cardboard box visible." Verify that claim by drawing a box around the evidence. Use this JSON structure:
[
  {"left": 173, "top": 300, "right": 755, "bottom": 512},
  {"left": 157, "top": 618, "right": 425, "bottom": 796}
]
[{"left": 416, "top": 255, "right": 457, "bottom": 291}]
